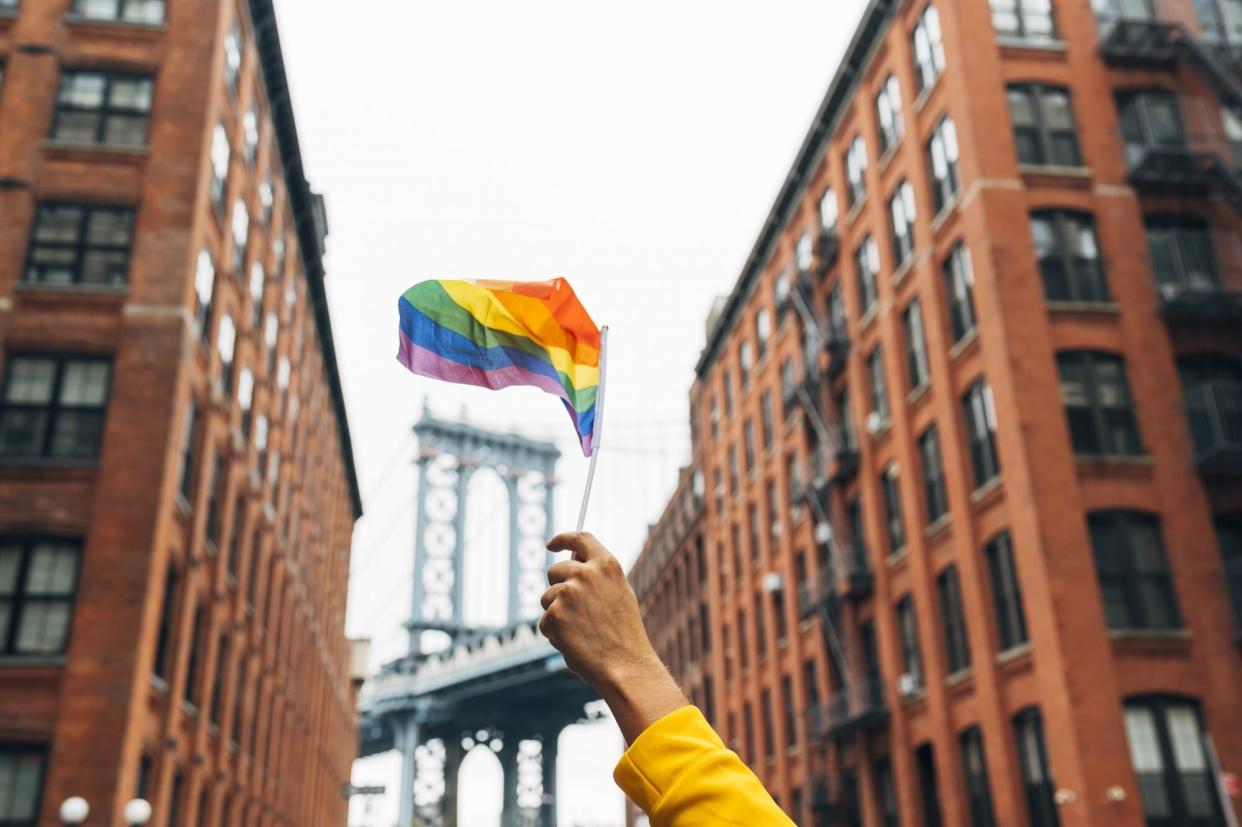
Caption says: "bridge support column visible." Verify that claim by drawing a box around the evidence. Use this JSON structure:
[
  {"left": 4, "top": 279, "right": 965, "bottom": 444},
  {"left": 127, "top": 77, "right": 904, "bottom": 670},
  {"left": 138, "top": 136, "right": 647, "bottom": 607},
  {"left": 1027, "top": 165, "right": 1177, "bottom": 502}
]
[
  {"left": 540, "top": 729, "right": 559, "bottom": 827},
  {"left": 442, "top": 735, "right": 463, "bottom": 827},
  {"left": 500, "top": 737, "right": 520, "bottom": 827},
  {"left": 393, "top": 716, "right": 421, "bottom": 827}
]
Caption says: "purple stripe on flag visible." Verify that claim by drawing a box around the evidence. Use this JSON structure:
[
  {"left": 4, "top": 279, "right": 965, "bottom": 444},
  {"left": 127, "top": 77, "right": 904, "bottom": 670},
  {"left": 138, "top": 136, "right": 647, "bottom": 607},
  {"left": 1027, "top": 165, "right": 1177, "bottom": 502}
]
[{"left": 399, "top": 333, "right": 594, "bottom": 455}]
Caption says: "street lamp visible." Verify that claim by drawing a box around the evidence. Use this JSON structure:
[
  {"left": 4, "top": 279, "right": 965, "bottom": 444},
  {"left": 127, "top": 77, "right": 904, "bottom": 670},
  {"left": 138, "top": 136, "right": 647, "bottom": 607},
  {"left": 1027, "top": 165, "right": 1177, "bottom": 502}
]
[
  {"left": 123, "top": 798, "right": 152, "bottom": 826},
  {"left": 58, "top": 797, "right": 89, "bottom": 825}
]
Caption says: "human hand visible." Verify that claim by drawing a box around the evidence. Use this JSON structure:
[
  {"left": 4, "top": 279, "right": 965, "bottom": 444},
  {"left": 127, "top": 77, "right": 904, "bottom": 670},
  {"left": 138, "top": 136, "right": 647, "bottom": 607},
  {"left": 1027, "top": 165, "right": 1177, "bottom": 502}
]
[{"left": 539, "top": 532, "right": 687, "bottom": 743}]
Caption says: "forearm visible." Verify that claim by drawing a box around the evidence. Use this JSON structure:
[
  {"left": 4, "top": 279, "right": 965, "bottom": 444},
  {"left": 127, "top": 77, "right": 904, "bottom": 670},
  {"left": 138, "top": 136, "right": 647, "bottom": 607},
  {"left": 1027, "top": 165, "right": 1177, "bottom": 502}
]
[{"left": 598, "top": 650, "right": 689, "bottom": 744}]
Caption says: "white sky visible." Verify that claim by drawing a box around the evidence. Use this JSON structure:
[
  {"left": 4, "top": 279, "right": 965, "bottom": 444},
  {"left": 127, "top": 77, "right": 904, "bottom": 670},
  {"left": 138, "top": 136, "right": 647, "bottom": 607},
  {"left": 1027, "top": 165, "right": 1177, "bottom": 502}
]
[{"left": 272, "top": 1, "right": 866, "bottom": 824}]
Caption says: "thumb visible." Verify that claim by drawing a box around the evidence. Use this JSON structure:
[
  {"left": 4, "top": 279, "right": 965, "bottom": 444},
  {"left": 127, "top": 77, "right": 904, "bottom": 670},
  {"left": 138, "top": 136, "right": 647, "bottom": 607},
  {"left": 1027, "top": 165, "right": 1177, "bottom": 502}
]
[{"left": 546, "top": 532, "right": 608, "bottom": 563}]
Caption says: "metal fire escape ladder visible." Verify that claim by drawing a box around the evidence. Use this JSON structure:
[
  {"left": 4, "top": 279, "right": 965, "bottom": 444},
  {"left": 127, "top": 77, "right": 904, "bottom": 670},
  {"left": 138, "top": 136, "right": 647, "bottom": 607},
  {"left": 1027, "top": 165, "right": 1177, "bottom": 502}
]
[{"left": 790, "top": 284, "right": 859, "bottom": 699}]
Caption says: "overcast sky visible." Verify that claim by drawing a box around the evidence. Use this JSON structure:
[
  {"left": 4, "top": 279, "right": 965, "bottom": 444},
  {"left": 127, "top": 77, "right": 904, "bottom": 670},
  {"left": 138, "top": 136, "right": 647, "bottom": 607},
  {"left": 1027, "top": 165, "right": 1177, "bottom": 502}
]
[{"left": 272, "top": 1, "right": 866, "bottom": 824}]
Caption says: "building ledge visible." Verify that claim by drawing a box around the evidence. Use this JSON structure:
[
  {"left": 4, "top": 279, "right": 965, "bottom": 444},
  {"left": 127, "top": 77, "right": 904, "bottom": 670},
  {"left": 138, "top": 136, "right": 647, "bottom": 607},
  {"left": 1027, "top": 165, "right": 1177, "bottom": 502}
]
[
  {"left": 930, "top": 197, "right": 960, "bottom": 236},
  {"left": 41, "top": 140, "right": 149, "bottom": 165},
  {"left": 1110, "top": 628, "right": 1192, "bottom": 656},
  {"left": 1046, "top": 300, "right": 1120, "bottom": 315},
  {"left": 0, "top": 656, "right": 67, "bottom": 672},
  {"left": 0, "top": 459, "right": 97, "bottom": 479},
  {"left": 997, "top": 37, "right": 1068, "bottom": 57},
  {"left": 946, "top": 668, "right": 974, "bottom": 695},
  {"left": 13, "top": 282, "right": 129, "bottom": 302},
  {"left": 885, "top": 546, "right": 910, "bottom": 573},
  {"left": 996, "top": 643, "right": 1033, "bottom": 674},
  {"left": 907, "top": 381, "right": 931, "bottom": 410},
  {"left": 844, "top": 194, "right": 868, "bottom": 229},
  {"left": 923, "top": 514, "right": 952, "bottom": 544},
  {"left": 949, "top": 328, "right": 980, "bottom": 362},
  {"left": 64, "top": 15, "right": 166, "bottom": 39},
  {"left": 969, "top": 476, "right": 1004, "bottom": 509},
  {"left": 1020, "top": 165, "right": 1093, "bottom": 189}
]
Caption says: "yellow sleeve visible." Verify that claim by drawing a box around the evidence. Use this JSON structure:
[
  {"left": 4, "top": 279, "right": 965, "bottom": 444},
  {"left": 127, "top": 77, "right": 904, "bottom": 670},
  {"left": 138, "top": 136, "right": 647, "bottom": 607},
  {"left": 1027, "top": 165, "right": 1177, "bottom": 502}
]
[{"left": 612, "top": 705, "right": 796, "bottom": 827}]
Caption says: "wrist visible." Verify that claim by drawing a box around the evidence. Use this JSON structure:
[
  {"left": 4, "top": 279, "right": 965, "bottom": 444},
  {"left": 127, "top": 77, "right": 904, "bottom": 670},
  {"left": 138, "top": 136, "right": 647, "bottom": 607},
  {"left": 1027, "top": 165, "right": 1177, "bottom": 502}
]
[{"left": 598, "top": 649, "right": 688, "bottom": 744}]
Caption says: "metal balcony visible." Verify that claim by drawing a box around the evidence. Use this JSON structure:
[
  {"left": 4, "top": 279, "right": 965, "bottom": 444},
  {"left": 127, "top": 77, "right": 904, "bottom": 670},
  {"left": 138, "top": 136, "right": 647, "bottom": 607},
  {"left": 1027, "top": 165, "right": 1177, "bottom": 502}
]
[
  {"left": 806, "top": 679, "right": 888, "bottom": 742},
  {"left": 1098, "top": 18, "right": 1182, "bottom": 65},
  {"left": 827, "top": 440, "right": 860, "bottom": 486},
  {"left": 1157, "top": 283, "right": 1242, "bottom": 323},
  {"left": 816, "top": 227, "right": 840, "bottom": 276},
  {"left": 824, "top": 333, "right": 850, "bottom": 380},
  {"left": 842, "top": 556, "right": 874, "bottom": 602},
  {"left": 1185, "top": 381, "right": 1242, "bottom": 469}
]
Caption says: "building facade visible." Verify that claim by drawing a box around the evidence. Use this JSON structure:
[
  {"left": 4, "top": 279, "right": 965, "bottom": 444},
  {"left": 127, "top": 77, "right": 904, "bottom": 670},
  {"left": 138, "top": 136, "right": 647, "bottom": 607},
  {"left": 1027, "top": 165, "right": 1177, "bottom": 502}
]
[
  {"left": 632, "top": 0, "right": 1242, "bottom": 825},
  {"left": 0, "top": 1, "right": 364, "bottom": 826}
]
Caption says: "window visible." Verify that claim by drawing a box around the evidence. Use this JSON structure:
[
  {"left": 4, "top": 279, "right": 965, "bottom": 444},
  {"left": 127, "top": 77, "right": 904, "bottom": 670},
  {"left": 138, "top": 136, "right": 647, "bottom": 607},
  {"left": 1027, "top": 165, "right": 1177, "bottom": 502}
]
[
  {"left": 250, "top": 262, "right": 266, "bottom": 326},
  {"left": 848, "top": 498, "right": 868, "bottom": 571},
  {"left": 260, "top": 179, "right": 275, "bottom": 225},
  {"left": 756, "top": 308, "right": 771, "bottom": 359},
  {"left": 224, "top": 20, "right": 242, "bottom": 94},
  {"left": 876, "top": 758, "right": 900, "bottom": 827},
  {"left": 1146, "top": 216, "right": 1220, "bottom": 295},
  {"left": 1178, "top": 356, "right": 1242, "bottom": 460},
  {"left": 985, "top": 532, "right": 1028, "bottom": 651},
  {"left": 1014, "top": 709, "right": 1061, "bottom": 827},
  {"left": 1123, "top": 696, "right": 1222, "bottom": 827},
  {"left": 913, "top": 4, "right": 946, "bottom": 94},
  {"left": 761, "top": 688, "right": 775, "bottom": 760},
  {"left": 754, "top": 590, "right": 767, "bottom": 656},
  {"left": 868, "top": 346, "right": 891, "bottom": 423},
  {"left": 1215, "top": 515, "right": 1242, "bottom": 631},
  {"left": 927, "top": 116, "right": 961, "bottom": 213},
  {"left": 184, "top": 603, "right": 205, "bottom": 705},
  {"left": 889, "top": 179, "right": 917, "bottom": 265},
  {"left": 856, "top": 235, "right": 881, "bottom": 315},
  {"left": 938, "top": 565, "right": 972, "bottom": 673},
  {"left": 211, "top": 124, "right": 231, "bottom": 211},
  {"left": 243, "top": 106, "right": 259, "bottom": 165},
  {"left": 209, "top": 635, "right": 229, "bottom": 726},
  {"left": 737, "top": 608, "right": 748, "bottom": 669},
  {"left": 740, "top": 341, "right": 754, "bottom": 384},
  {"left": 1008, "top": 84, "right": 1080, "bottom": 166},
  {"left": 168, "top": 773, "right": 184, "bottom": 827},
  {"left": 991, "top": 0, "right": 1057, "bottom": 40},
  {"left": 743, "top": 420, "right": 756, "bottom": 470},
  {"left": 943, "top": 243, "right": 977, "bottom": 344},
  {"left": 919, "top": 426, "right": 948, "bottom": 524},
  {"left": 723, "top": 369, "right": 734, "bottom": 413},
  {"left": 1117, "top": 91, "right": 1185, "bottom": 168},
  {"left": 1088, "top": 511, "right": 1180, "bottom": 631},
  {"left": 0, "top": 355, "right": 111, "bottom": 461},
  {"left": 194, "top": 249, "right": 216, "bottom": 342},
  {"left": 0, "top": 539, "right": 80, "bottom": 655},
  {"left": 743, "top": 702, "right": 755, "bottom": 762},
  {"left": 897, "top": 595, "right": 923, "bottom": 688},
  {"left": 1058, "top": 352, "right": 1142, "bottom": 456},
  {"left": 881, "top": 465, "right": 906, "bottom": 555},
  {"left": 206, "top": 455, "right": 226, "bottom": 549},
  {"left": 796, "top": 234, "right": 813, "bottom": 274},
  {"left": 0, "top": 745, "right": 45, "bottom": 825},
  {"left": 875, "top": 74, "right": 905, "bottom": 154},
  {"left": 961, "top": 727, "right": 998, "bottom": 827},
  {"left": 728, "top": 446, "right": 739, "bottom": 494},
  {"left": 52, "top": 70, "right": 152, "bottom": 148},
  {"left": 70, "top": 0, "right": 165, "bottom": 24},
  {"left": 903, "top": 299, "right": 930, "bottom": 391},
  {"left": 0, "top": 0, "right": 14, "bottom": 12},
  {"left": 962, "top": 379, "right": 1001, "bottom": 488},
  {"left": 238, "top": 367, "right": 255, "bottom": 438},
  {"left": 1031, "top": 211, "right": 1109, "bottom": 303},
  {"left": 846, "top": 135, "right": 869, "bottom": 207},
  {"left": 152, "top": 566, "right": 178, "bottom": 680},
  {"left": 781, "top": 675, "right": 796, "bottom": 748},
  {"left": 177, "top": 400, "right": 198, "bottom": 501},
  {"left": 24, "top": 204, "right": 134, "bottom": 286},
  {"left": 828, "top": 282, "right": 848, "bottom": 340},
  {"left": 820, "top": 188, "right": 839, "bottom": 231},
  {"left": 916, "top": 743, "right": 945, "bottom": 827},
  {"left": 1198, "top": 0, "right": 1242, "bottom": 43},
  {"left": 231, "top": 199, "right": 249, "bottom": 273},
  {"left": 760, "top": 391, "right": 775, "bottom": 448},
  {"left": 217, "top": 315, "right": 237, "bottom": 395}
]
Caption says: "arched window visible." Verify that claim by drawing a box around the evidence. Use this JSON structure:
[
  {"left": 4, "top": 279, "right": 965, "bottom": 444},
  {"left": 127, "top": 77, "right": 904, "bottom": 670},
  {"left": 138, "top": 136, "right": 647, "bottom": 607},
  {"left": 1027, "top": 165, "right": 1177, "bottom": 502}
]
[{"left": 1122, "top": 695, "right": 1223, "bottom": 827}]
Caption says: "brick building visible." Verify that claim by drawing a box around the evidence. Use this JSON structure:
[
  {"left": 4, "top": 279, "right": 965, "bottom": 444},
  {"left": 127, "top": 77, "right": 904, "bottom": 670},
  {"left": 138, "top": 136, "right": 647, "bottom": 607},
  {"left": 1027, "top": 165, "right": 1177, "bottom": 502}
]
[
  {"left": 630, "top": 0, "right": 1242, "bottom": 825},
  {"left": 0, "top": 1, "right": 364, "bottom": 826}
]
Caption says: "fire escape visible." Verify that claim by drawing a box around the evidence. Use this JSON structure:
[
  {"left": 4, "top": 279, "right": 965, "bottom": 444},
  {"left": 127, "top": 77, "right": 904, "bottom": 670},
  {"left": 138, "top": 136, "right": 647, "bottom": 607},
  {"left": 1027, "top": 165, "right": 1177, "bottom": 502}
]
[
  {"left": 1097, "top": 7, "right": 1242, "bottom": 478},
  {"left": 781, "top": 221, "right": 887, "bottom": 826}
]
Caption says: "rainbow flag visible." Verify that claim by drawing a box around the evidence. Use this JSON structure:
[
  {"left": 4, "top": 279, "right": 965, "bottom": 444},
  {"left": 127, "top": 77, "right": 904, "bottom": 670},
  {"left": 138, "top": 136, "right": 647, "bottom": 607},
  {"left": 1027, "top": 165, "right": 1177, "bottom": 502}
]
[{"left": 397, "top": 278, "right": 603, "bottom": 455}]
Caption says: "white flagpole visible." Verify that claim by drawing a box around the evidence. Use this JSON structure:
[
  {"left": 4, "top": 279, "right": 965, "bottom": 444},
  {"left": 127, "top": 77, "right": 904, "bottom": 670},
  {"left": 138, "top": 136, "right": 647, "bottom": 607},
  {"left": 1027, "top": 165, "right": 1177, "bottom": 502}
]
[{"left": 576, "top": 325, "right": 609, "bottom": 532}]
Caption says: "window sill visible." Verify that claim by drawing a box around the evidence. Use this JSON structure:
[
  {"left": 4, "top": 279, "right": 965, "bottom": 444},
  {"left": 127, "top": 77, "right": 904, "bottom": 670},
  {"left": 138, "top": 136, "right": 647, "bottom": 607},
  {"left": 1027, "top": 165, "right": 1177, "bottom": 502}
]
[
  {"left": 844, "top": 195, "right": 868, "bottom": 229},
  {"left": 1019, "top": 165, "right": 1093, "bottom": 187},
  {"left": 1076, "top": 454, "right": 1154, "bottom": 480},
  {"left": 1046, "top": 300, "right": 1119, "bottom": 315},
  {"left": 997, "top": 37, "right": 1068, "bottom": 58},
  {"left": 869, "top": 417, "right": 893, "bottom": 443},
  {"left": 0, "top": 458, "right": 98, "bottom": 477},
  {"left": 949, "top": 328, "right": 980, "bottom": 362},
  {"left": 885, "top": 546, "right": 910, "bottom": 572},
  {"left": 149, "top": 674, "right": 169, "bottom": 693},
  {"left": 996, "top": 642, "right": 1033, "bottom": 673},
  {"left": 907, "top": 382, "right": 931, "bottom": 409},
  {"left": 64, "top": 15, "right": 167, "bottom": 36},
  {"left": 891, "top": 256, "right": 916, "bottom": 289},
  {"left": 945, "top": 668, "right": 974, "bottom": 693},
  {"left": 969, "top": 476, "right": 1004, "bottom": 509},
  {"left": 175, "top": 493, "right": 192, "bottom": 519},
  {"left": 930, "top": 197, "right": 960, "bottom": 235},
  {"left": 913, "top": 78, "right": 940, "bottom": 115},
  {"left": 0, "top": 655, "right": 67, "bottom": 669},
  {"left": 42, "top": 140, "right": 150, "bottom": 164},
  {"left": 923, "top": 514, "right": 952, "bottom": 543},
  {"left": 13, "top": 282, "right": 129, "bottom": 300},
  {"left": 1110, "top": 628, "right": 1193, "bottom": 656},
  {"left": 878, "top": 142, "right": 901, "bottom": 176},
  {"left": 859, "top": 304, "right": 881, "bottom": 333}
]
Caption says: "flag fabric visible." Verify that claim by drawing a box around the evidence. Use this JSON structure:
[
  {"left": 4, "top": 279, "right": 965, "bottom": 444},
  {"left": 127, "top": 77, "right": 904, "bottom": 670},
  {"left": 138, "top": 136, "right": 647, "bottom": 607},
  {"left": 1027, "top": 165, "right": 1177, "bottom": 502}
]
[{"left": 397, "top": 278, "right": 602, "bottom": 455}]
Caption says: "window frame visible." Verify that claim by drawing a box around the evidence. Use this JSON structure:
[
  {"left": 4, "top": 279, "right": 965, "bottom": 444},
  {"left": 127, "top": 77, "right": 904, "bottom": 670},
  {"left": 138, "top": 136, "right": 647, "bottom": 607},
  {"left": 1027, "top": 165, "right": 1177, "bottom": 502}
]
[
  {"left": 23, "top": 203, "right": 135, "bottom": 287},
  {"left": 868, "top": 345, "right": 891, "bottom": 423},
  {"left": 1145, "top": 215, "right": 1221, "bottom": 294},
  {"left": 961, "top": 726, "right": 998, "bottom": 827},
  {"left": 985, "top": 531, "right": 1029, "bottom": 651},
  {"left": 0, "top": 743, "right": 48, "bottom": 827},
  {"left": 51, "top": 69, "right": 153, "bottom": 148},
  {"left": 897, "top": 594, "right": 924, "bottom": 688},
  {"left": 1214, "top": 514, "right": 1242, "bottom": 633},
  {"left": 919, "top": 425, "right": 948, "bottom": 524},
  {"left": 1057, "top": 350, "right": 1143, "bottom": 457},
  {"left": 943, "top": 242, "right": 978, "bottom": 344},
  {"left": 846, "top": 134, "right": 869, "bottom": 208},
  {"left": 0, "top": 353, "right": 113, "bottom": 461},
  {"left": 1088, "top": 511, "right": 1182, "bottom": 632},
  {"left": 889, "top": 179, "right": 918, "bottom": 266},
  {"left": 937, "top": 564, "right": 972, "bottom": 673},
  {"left": 1008, "top": 83, "right": 1081, "bottom": 167},
  {"left": 913, "top": 4, "right": 946, "bottom": 95},
  {"left": 881, "top": 465, "right": 906, "bottom": 555},
  {"left": 1122, "top": 695, "right": 1224, "bottom": 827},
  {"left": 903, "top": 298, "right": 930, "bottom": 391},
  {"left": 991, "top": 0, "right": 1058, "bottom": 42},
  {"left": 1014, "top": 708, "right": 1061, "bottom": 827},
  {"left": 875, "top": 74, "right": 905, "bottom": 155},
  {"left": 1030, "top": 210, "right": 1110, "bottom": 303},
  {"left": 856, "top": 235, "right": 881, "bottom": 316},
  {"left": 0, "top": 537, "right": 82, "bottom": 656},
  {"left": 962, "top": 379, "right": 1001, "bottom": 489},
  {"left": 927, "top": 115, "right": 961, "bottom": 213}
]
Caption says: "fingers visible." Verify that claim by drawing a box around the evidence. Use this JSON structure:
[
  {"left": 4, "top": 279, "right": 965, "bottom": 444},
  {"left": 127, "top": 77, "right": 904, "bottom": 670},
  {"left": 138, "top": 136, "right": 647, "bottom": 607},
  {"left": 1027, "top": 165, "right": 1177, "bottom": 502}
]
[
  {"left": 547, "top": 531, "right": 609, "bottom": 563},
  {"left": 547, "top": 560, "right": 585, "bottom": 586},
  {"left": 540, "top": 583, "right": 566, "bottom": 610}
]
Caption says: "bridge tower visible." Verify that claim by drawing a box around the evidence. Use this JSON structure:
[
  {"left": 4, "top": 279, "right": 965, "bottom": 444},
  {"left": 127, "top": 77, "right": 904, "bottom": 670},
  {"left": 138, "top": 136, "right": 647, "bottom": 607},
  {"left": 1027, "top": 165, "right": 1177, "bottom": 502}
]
[{"left": 357, "top": 411, "right": 600, "bottom": 827}]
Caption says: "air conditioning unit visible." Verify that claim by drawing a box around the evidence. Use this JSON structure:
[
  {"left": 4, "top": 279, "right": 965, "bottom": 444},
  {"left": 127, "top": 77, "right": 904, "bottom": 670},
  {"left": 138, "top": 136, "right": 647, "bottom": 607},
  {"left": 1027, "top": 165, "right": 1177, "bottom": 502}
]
[
  {"left": 762, "top": 572, "right": 784, "bottom": 593},
  {"left": 771, "top": 521, "right": 784, "bottom": 540},
  {"left": 898, "top": 673, "right": 922, "bottom": 698},
  {"left": 815, "top": 522, "right": 833, "bottom": 546},
  {"left": 866, "top": 412, "right": 886, "bottom": 435}
]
